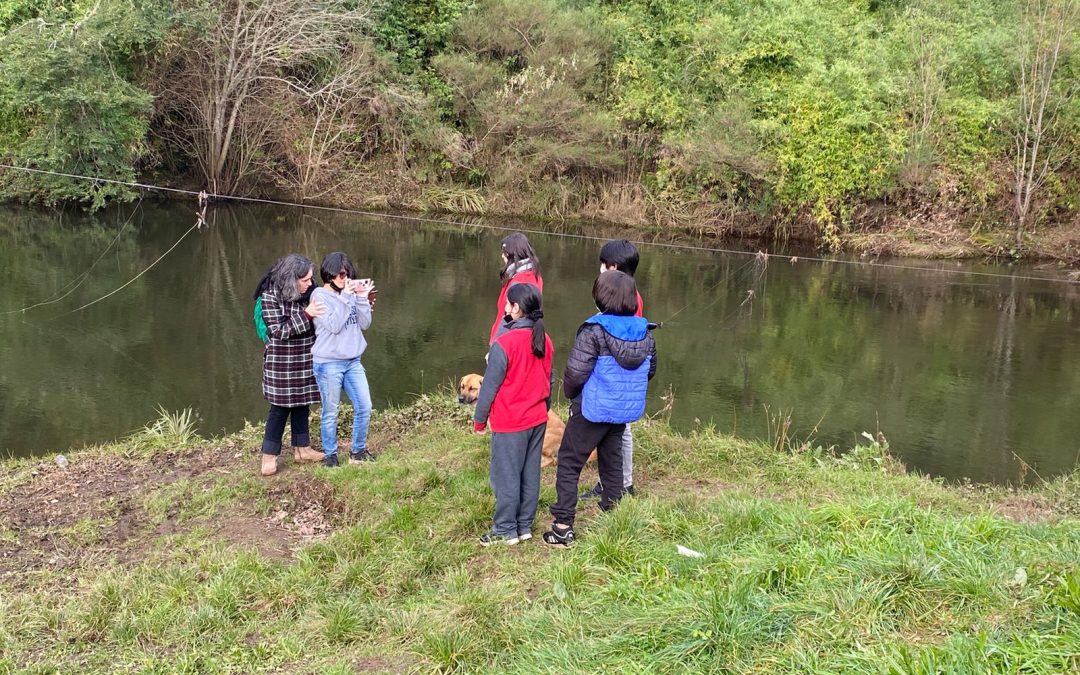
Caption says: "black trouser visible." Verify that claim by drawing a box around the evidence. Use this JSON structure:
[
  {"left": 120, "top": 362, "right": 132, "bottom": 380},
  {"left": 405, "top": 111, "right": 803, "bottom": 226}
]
[
  {"left": 550, "top": 408, "right": 626, "bottom": 527},
  {"left": 261, "top": 404, "right": 310, "bottom": 455}
]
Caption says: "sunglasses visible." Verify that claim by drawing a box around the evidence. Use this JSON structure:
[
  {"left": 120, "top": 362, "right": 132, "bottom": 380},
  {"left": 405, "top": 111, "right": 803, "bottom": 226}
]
[{"left": 334, "top": 270, "right": 350, "bottom": 279}]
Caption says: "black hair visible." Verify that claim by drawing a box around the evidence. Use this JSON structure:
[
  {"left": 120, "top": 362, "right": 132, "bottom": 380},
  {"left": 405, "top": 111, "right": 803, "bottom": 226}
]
[
  {"left": 252, "top": 265, "right": 274, "bottom": 301},
  {"left": 506, "top": 283, "right": 546, "bottom": 358},
  {"left": 599, "top": 239, "right": 639, "bottom": 277},
  {"left": 320, "top": 251, "right": 357, "bottom": 285},
  {"left": 500, "top": 232, "right": 541, "bottom": 281},
  {"left": 592, "top": 270, "right": 638, "bottom": 316}
]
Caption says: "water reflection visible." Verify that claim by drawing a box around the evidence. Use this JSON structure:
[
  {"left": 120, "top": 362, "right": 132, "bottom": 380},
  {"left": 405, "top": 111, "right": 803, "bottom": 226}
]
[{"left": 2, "top": 202, "right": 1080, "bottom": 484}]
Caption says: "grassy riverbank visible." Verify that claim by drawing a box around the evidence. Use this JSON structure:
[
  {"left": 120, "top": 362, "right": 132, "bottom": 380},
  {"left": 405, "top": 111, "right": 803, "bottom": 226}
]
[{"left": 2, "top": 396, "right": 1080, "bottom": 673}]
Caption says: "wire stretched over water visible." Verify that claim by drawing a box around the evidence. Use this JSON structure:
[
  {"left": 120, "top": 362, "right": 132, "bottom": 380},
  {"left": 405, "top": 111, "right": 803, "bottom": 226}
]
[
  {"left": 2, "top": 195, "right": 144, "bottom": 315},
  {"left": 2, "top": 162, "right": 1078, "bottom": 288}
]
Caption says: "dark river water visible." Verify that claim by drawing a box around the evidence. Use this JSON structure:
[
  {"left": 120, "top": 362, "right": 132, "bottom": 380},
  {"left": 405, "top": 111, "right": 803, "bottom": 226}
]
[{"left": 3, "top": 202, "right": 1080, "bottom": 484}]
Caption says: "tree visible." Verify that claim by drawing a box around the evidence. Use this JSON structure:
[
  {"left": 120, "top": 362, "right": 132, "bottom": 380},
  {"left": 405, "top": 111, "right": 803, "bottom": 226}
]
[
  {"left": 273, "top": 45, "right": 408, "bottom": 202},
  {"left": 1011, "top": 0, "right": 1078, "bottom": 246},
  {"left": 0, "top": 0, "right": 172, "bottom": 208},
  {"left": 155, "top": 0, "right": 371, "bottom": 195}
]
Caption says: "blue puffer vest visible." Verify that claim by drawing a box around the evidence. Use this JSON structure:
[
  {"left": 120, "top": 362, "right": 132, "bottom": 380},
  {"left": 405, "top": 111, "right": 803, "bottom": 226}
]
[{"left": 581, "top": 314, "right": 652, "bottom": 424}]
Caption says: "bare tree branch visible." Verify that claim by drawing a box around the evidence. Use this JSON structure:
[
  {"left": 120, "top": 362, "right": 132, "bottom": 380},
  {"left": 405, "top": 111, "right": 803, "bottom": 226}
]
[
  {"left": 155, "top": 0, "right": 372, "bottom": 194},
  {"left": 1011, "top": 0, "right": 1077, "bottom": 246}
]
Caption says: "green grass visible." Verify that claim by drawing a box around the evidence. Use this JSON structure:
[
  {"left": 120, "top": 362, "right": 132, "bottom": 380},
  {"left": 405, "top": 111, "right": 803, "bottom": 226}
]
[{"left": 1, "top": 395, "right": 1079, "bottom": 673}]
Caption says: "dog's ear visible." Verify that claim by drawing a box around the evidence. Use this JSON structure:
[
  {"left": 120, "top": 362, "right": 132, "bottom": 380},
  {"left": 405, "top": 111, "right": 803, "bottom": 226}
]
[{"left": 458, "top": 376, "right": 467, "bottom": 390}]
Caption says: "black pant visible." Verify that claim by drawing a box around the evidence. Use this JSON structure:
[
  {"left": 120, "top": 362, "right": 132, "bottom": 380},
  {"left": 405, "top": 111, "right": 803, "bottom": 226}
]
[
  {"left": 550, "top": 408, "right": 626, "bottom": 527},
  {"left": 261, "top": 404, "right": 310, "bottom": 455}
]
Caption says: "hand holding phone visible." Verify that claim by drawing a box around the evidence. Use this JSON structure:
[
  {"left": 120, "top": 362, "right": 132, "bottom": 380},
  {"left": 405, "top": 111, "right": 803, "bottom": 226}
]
[{"left": 355, "top": 278, "right": 375, "bottom": 299}]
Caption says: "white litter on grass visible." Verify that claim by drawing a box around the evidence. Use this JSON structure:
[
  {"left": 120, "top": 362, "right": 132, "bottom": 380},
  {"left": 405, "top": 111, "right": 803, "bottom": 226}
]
[{"left": 676, "top": 545, "right": 705, "bottom": 559}]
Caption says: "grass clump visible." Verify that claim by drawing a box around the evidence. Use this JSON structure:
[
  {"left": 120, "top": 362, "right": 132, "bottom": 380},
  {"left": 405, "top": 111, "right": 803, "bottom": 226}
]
[{"left": 1, "top": 395, "right": 1079, "bottom": 672}]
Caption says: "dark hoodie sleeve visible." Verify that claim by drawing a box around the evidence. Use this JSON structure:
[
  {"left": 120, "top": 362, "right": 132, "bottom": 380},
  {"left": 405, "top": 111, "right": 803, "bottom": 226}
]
[
  {"left": 563, "top": 324, "right": 600, "bottom": 400},
  {"left": 647, "top": 333, "right": 657, "bottom": 380},
  {"left": 474, "top": 342, "right": 508, "bottom": 424}
]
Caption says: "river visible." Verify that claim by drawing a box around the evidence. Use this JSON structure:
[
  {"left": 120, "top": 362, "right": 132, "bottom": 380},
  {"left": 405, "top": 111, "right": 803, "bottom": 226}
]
[{"left": 3, "top": 202, "right": 1079, "bottom": 484}]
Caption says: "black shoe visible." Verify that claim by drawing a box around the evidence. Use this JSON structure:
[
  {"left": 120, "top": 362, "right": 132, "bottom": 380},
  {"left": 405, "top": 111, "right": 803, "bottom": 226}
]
[
  {"left": 624, "top": 484, "right": 636, "bottom": 497},
  {"left": 349, "top": 450, "right": 376, "bottom": 464},
  {"left": 323, "top": 453, "right": 339, "bottom": 468},
  {"left": 579, "top": 482, "right": 603, "bottom": 501},
  {"left": 542, "top": 525, "right": 575, "bottom": 547}
]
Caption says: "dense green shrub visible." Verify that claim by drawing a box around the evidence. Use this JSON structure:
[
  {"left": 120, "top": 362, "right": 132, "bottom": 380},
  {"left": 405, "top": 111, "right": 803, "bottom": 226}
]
[
  {"left": 0, "top": 0, "right": 173, "bottom": 208},
  {"left": 0, "top": 0, "right": 1076, "bottom": 244}
]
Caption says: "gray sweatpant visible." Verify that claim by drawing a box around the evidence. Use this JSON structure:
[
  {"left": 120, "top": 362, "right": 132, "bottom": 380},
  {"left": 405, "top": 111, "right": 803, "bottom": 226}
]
[
  {"left": 595, "top": 424, "right": 634, "bottom": 491},
  {"left": 490, "top": 422, "right": 545, "bottom": 537},
  {"left": 621, "top": 424, "right": 634, "bottom": 487}
]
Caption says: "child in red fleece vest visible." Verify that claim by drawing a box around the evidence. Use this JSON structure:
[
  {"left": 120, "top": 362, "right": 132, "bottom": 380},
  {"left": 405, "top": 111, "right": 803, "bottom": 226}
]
[
  {"left": 474, "top": 283, "right": 554, "bottom": 546},
  {"left": 489, "top": 232, "right": 543, "bottom": 346}
]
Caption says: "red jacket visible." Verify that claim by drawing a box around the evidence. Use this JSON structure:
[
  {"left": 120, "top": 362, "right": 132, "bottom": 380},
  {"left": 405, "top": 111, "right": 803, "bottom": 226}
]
[
  {"left": 635, "top": 290, "right": 644, "bottom": 317},
  {"left": 490, "top": 270, "right": 543, "bottom": 345},
  {"left": 475, "top": 321, "right": 554, "bottom": 433}
]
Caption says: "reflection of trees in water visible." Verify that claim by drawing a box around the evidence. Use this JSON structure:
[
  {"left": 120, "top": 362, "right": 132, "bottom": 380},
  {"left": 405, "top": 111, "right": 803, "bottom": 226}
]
[
  {"left": 0, "top": 205, "right": 154, "bottom": 454},
  {"left": 658, "top": 258, "right": 1080, "bottom": 482},
  {"left": 6, "top": 203, "right": 1080, "bottom": 481}
]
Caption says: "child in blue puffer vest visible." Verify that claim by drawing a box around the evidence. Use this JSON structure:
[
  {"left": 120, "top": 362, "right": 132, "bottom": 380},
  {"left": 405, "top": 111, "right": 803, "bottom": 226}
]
[{"left": 543, "top": 271, "right": 657, "bottom": 547}]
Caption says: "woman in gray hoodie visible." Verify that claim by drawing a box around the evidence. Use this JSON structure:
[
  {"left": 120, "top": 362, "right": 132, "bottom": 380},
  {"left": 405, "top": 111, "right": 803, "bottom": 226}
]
[{"left": 311, "top": 252, "right": 375, "bottom": 467}]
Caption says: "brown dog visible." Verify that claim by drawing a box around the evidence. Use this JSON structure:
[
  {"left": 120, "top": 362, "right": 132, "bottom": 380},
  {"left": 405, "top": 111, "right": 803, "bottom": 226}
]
[{"left": 458, "top": 373, "right": 594, "bottom": 468}]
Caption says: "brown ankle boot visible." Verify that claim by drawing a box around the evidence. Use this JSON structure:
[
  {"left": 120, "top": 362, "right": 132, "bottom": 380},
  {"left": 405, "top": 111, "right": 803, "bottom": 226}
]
[
  {"left": 261, "top": 454, "right": 278, "bottom": 476},
  {"left": 293, "top": 446, "right": 323, "bottom": 463}
]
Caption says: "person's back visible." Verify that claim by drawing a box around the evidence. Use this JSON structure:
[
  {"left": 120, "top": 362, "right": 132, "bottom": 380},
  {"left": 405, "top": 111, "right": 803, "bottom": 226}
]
[
  {"left": 484, "top": 324, "right": 554, "bottom": 432},
  {"left": 573, "top": 314, "right": 654, "bottom": 424},
  {"left": 581, "top": 239, "right": 647, "bottom": 500},
  {"left": 489, "top": 232, "right": 543, "bottom": 345},
  {"left": 598, "top": 239, "right": 643, "bottom": 317},
  {"left": 474, "top": 283, "right": 553, "bottom": 546},
  {"left": 545, "top": 271, "right": 657, "bottom": 547}
]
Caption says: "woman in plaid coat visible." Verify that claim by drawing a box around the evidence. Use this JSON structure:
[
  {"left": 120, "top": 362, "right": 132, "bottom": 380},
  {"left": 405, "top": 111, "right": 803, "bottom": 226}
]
[{"left": 255, "top": 254, "right": 327, "bottom": 476}]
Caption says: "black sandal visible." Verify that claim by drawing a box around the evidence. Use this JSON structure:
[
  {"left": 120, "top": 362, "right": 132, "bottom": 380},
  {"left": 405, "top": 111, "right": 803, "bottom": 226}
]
[{"left": 542, "top": 525, "right": 575, "bottom": 547}]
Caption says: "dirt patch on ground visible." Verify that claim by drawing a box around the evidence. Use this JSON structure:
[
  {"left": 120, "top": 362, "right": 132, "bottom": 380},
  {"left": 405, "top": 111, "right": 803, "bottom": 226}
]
[
  {"left": 994, "top": 495, "right": 1059, "bottom": 524},
  {"left": 0, "top": 443, "right": 344, "bottom": 585}
]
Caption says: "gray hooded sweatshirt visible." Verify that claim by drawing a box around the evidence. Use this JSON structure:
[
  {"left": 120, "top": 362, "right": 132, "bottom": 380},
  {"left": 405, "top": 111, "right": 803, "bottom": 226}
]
[{"left": 311, "top": 287, "right": 372, "bottom": 363}]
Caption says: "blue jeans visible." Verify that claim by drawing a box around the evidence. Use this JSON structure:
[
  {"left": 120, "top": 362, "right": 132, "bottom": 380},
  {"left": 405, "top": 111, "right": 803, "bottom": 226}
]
[{"left": 313, "top": 358, "right": 372, "bottom": 456}]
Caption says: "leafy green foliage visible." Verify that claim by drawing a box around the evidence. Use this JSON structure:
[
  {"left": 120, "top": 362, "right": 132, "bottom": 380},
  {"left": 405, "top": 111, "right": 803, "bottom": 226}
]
[
  {"left": 0, "top": 0, "right": 1076, "bottom": 242},
  {"left": 427, "top": 0, "right": 620, "bottom": 209},
  {"left": 0, "top": 0, "right": 173, "bottom": 208}
]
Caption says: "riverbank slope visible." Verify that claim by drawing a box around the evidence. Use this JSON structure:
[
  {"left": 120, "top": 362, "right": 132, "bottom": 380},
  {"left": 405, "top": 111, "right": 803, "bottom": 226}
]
[{"left": 2, "top": 396, "right": 1079, "bottom": 672}]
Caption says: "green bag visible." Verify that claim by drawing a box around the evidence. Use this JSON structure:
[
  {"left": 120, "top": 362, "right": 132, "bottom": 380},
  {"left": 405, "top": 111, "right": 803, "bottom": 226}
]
[{"left": 254, "top": 297, "right": 269, "bottom": 343}]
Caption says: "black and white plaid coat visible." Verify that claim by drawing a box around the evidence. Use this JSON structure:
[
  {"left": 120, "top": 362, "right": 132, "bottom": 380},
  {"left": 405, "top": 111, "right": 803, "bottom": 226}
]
[{"left": 261, "top": 289, "right": 321, "bottom": 407}]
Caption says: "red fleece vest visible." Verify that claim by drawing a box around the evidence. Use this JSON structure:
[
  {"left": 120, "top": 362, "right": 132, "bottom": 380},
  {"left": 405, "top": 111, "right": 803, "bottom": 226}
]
[
  {"left": 489, "top": 271, "right": 544, "bottom": 344},
  {"left": 489, "top": 328, "right": 554, "bottom": 433}
]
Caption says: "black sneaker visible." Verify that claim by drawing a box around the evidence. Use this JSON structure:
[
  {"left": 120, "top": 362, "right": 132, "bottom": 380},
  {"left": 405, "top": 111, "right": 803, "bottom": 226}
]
[
  {"left": 579, "top": 481, "right": 603, "bottom": 501},
  {"left": 624, "top": 484, "right": 636, "bottom": 497},
  {"left": 479, "top": 531, "right": 520, "bottom": 546},
  {"left": 542, "top": 525, "right": 575, "bottom": 547},
  {"left": 322, "top": 453, "right": 339, "bottom": 468},
  {"left": 349, "top": 450, "right": 376, "bottom": 464}
]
